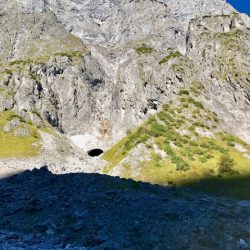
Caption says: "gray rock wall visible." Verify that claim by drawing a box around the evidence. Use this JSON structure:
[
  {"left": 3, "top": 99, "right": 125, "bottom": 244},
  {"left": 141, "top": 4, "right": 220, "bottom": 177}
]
[{"left": 0, "top": 0, "right": 249, "bottom": 148}]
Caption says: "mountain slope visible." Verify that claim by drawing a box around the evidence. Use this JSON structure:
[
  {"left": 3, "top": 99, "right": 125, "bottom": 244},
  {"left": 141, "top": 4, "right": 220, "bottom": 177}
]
[
  {"left": 0, "top": 1, "right": 250, "bottom": 249},
  {"left": 0, "top": 0, "right": 249, "bottom": 186},
  {"left": 100, "top": 13, "right": 250, "bottom": 199},
  {"left": 0, "top": 167, "right": 249, "bottom": 249}
]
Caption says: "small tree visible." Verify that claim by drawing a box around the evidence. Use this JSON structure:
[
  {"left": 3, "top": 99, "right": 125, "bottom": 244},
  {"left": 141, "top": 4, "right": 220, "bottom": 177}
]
[{"left": 218, "top": 154, "right": 237, "bottom": 176}]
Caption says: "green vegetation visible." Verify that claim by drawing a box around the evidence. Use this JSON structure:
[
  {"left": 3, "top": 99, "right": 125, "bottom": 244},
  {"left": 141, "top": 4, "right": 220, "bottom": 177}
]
[
  {"left": 54, "top": 51, "right": 84, "bottom": 60},
  {"left": 213, "top": 27, "right": 250, "bottom": 87},
  {"left": 178, "top": 89, "right": 189, "bottom": 96},
  {"left": 218, "top": 154, "right": 238, "bottom": 176},
  {"left": 180, "top": 97, "right": 204, "bottom": 110},
  {"left": 136, "top": 46, "right": 154, "bottom": 55},
  {"left": 0, "top": 111, "right": 41, "bottom": 158},
  {"left": 2, "top": 69, "right": 13, "bottom": 75},
  {"left": 103, "top": 93, "right": 250, "bottom": 199},
  {"left": 217, "top": 28, "right": 244, "bottom": 49},
  {"left": 103, "top": 95, "right": 224, "bottom": 173},
  {"left": 12, "top": 50, "right": 83, "bottom": 65},
  {"left": 159, "top": 51, "right": 182, "bottom": 65},
  {"left": 162, "top": 142, "right": 190, "bottom": 171},
  {"left": 9, "top": 59, "right": 34, "bottom": 66},
  {"left": 0, "top": 86, "right": 6, "bottom": 93},
  {"left": 0, "top": 86, "right": 14, "bottom": 97},
  {"left": 190, "top": 80, "right": 204, "bottom": 95}
]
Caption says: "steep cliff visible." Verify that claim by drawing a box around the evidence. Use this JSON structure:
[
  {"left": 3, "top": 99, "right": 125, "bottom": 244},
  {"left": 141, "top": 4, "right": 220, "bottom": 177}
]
[
  {"left": 0, "top": 0, "right": 249, "bottom": 180},
  {"left": 0, "top": 1, "right": 250, "bottom": 249}
]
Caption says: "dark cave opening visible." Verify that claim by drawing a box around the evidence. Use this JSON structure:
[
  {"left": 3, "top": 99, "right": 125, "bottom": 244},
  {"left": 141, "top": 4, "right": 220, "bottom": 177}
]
[{"left": 88, "top": 148, "right": 104, "bottom": 157}]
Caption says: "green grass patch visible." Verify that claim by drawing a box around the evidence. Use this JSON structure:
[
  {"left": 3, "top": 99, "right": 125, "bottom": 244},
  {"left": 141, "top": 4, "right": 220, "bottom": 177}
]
[
  {"left": 0, "top": 111, "right": 41, "bottom": 158},
  {"left": 54, "top": 51, "right": 84, "bottom": 60},
  {"left": 102, "top": 97, "right": 250, "bottom": 200},
  {"left": 159, "top": 51, "right": 182, "bottom": 65},
  {"left": 178, "top": 90, "right": 190, "bottom": 96},
  {"left": 136, "top": 46, "right": 154, "bottom": 55},
  {"left": 0, "top": 86, "right": 6, "bottom": 93},
  {"left": 190, "top": 81, "right": 204, "bottom": 96}
]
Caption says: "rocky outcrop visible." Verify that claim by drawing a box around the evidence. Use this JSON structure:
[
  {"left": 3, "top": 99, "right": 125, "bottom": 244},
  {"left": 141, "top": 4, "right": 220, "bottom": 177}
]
[
  {"left": 0, "top": 0, "right": 249, "bottom": 171},
  {"left": 0, "top": 2, "right": 250, "bottom": 249},
  {"left": 186, "top": 14, "right": 250, "bottom": 142}
]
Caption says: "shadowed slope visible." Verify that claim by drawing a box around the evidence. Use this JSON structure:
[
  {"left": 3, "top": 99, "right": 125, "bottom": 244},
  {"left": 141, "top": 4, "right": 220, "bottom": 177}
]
[
  {"left": 183, "top": 175, "right": 250, "bottom": 200},
  {"left": 0, "top": 167, "right": 249, "bottom": 249}
]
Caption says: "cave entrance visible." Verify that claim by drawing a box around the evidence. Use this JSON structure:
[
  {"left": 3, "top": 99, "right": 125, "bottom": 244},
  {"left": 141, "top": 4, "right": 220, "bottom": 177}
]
[{"left": 87, "top": 148, "right": 104, "bottom": 157}]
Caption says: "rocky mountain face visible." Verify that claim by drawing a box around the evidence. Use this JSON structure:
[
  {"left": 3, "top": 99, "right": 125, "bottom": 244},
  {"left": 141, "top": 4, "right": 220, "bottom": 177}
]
[
  {"left": 1, "top": 0, "right": 249, "bottom": 174},
  {"left": 0, "top": 0, "right": 250, "bottom": 249}
]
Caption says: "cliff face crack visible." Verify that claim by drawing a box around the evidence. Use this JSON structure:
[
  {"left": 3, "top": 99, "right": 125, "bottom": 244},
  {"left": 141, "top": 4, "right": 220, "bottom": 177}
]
[{"left": 87, "top": 148, "right": 104, "bottom": 157}]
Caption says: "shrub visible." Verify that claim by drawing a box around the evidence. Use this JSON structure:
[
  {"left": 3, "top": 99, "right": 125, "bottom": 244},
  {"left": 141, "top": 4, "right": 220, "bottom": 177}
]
[
  {"left": 183, "top": 134, "right": 191, "bottom": 139},
  {"left": 188, "top": 125, "right": 196, "bottom": 132},
  {"left": 200, "top": 142, "right": 211, "bottom": 149},
  {"left": 192, "top": 109, "right": 200, "bottom": 116},
  {"left": 159, "top": 51, "right": 182, "bottom": 65},
  {"left": 227, "top": 141, "right": 235, "bottom": 147},
  {"left": 199, "top": 154, "right": 213, "bottom": 163},
  {"left": 189, "top": 140, "right": 199, "bottom": 147},
  {"left": 218, "top": 154, "right": 238, "bottom": 176},
  {"left": 147, "top": 116, "right": 157, "bottom": 125},
  {"left": 150, "top": 123, "right": 167, "bottom": 137},
  {"left": 175, "top": 158, "right": 190, "bottom": 171},
  {"left": 182, "top": 103, "right": 189, "bottom": 108},
  {"left": 162, "top": 104, "right": 170, "bottom": 111},
  {"left": 193, "top": 122, "right": 206, "bottom": 128},
  {"left": 55, "top": 51, "right": 83, "bottom": 60},
  {"left": 199, "top": 156, "right": 209, "bottom": 163},
  {"left": 221, "top": 134, "right": 235, "bottom": 144},
  {"left": 136, "top": 46, "right": 154, "bottom": 55},
  {"left": 7, "top": 114, "right": 26, "bottom": 123},
  {"left": 126, "top": 129, "right": 132, "bottom": 135},
  {"left": 191, "top": 147, "right": 204, "bottom": 156},
  {"left": 157, "top": 111, "right": 174, "bottom": 123},
  {"left": 178, "top": 90, "right": 190, "bottom": 96},
  {"left": 163, "top": 143, "right": 190, "bottom": 171},
  {"left": 176, "top": 107, "right": 183, "bottom": 113},
  {"left": 213, "top": 117, "right": 219, "bottom": 123},
  {"left": 152, "top": 153, "right": 162, "bottom": 163},
  {"left": 180, "top": 137, "right": 189, "bottom": 144},
  {"left": 146, "top": 143, "right": 152, "bottom": 149},
  {"left": 193, "top": 101, "right": 204, "bottom": 110},
  {"left": 123, "top": 126, "right": 151, "bottom": 153},
  {"left": 174, "top": 141, "right": 183, "bottom": 147},
  {"left": 172, "top": 121, "right": 182, "bottom": 129}
]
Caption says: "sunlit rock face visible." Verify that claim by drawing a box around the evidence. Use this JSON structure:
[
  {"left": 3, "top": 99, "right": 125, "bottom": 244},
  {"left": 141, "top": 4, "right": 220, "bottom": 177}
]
[
  {"left": 15, "top": 0, "right": 233, "bottom": 50},
  {"left": 0, "top": 0, "right": 249, "bottom": 172},
  {"left": 0, "top": 2, "right": 250, "bottom": 249}
]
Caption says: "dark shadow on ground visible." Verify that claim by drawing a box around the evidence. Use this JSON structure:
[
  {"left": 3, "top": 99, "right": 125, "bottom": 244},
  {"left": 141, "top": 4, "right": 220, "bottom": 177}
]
[
  {"left": 182, "top": 174, "right": 250, "bottom": 201},
  {"left": 0, "top": 167, "right": 249, "bottom": 249}
]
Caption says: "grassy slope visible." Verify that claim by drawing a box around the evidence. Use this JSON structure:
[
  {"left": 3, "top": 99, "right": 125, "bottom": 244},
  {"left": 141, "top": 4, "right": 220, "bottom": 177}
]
[
  {"left": 0, "top": 111, "right": 41, "bottom": 158},
  {"left": 103, "top": 91, "right": 250, "bottom": 199},
  {"left": 103, "top": 26, "right": 250, "bottom": 199}
]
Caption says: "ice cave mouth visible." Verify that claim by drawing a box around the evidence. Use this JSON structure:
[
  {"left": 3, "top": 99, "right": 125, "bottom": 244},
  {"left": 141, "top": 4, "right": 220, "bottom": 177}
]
[{"left": 87, "top": 148, "right": 104, "bottom": 157}]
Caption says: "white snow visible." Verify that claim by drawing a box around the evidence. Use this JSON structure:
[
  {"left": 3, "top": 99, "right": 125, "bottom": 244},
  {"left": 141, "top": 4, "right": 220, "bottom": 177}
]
[{"left": 70, "top": 134, "right": 108, "bottom": 152}]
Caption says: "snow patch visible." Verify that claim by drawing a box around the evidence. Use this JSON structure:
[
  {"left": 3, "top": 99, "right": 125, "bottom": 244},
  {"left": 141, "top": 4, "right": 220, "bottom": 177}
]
[{"left": 70, "top": 134, "right": 107, "bottom": 152}]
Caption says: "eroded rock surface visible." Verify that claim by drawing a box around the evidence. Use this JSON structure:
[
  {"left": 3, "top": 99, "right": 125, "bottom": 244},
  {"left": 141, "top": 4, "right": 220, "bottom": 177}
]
[
  {"left": 0, "top": 1, "right": 250, "bottom": 248},
  {"left": 1, "top": 0, "right": 249, "bottom": 148}
]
